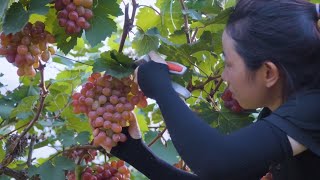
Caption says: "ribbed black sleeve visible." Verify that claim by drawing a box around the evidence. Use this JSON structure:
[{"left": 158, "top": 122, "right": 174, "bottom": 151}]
[
  {"left": 137, "top": 61, "right": 293, "bottom": 180},
  {"left": 111, "top": 128, "right": 199, "bottom": 180}
]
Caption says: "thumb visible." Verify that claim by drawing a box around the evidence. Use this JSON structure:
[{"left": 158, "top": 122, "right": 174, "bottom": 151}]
[
  {"left": 148, "top": 51, "right": 166, "bottom": 64},
  {"left": 128, "top": 113, "right": 142, "bottom": 139}
]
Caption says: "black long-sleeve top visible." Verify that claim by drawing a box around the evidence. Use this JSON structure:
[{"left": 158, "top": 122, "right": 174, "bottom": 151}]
[{"left": 112, "top": 61, "right": 320, "bottom": 180}]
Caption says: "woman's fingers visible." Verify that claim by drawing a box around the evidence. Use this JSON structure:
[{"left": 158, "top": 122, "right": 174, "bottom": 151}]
[{"left": 128, "top": 113, "right": 142, "bottom": 139}]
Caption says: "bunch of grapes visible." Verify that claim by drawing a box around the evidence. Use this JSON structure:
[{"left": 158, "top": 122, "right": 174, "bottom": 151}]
[
  {"left": 64, "top": 149, "right": 98, "bottom": 164},
  {"left": 0, "top": 22, "right": 55, "bottom": 77},
  {"left": 221, "top": 88, "right": 244, "bottom": 113},
  {"left": 72, "top": 73, "right": 147, "bottom": 150},
  {"left": 67, "top": 160, "right": 131, "bottom": 180},
  {"left": 54, "top": 0, "right": 93, "bottom": 34}
]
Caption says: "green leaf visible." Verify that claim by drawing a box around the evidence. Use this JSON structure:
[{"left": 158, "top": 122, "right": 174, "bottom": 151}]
[
  {"left": 92, "top": 50, "right": 134, "bottom": 79},
  {"left": 29, "top": 157, "right": 75, "bottom": 180},
  {"left": 0, "top": 102, "right": 14, "bottom": 120},
  {"left": 134, "top": 109, "right": 149, "bottom": 134},
  {"left": 145, "top": 131, "right": 179, "bottom": 164},
  {"left": 191, "top": 102, "right": 220, "bottom": 125},
  {"left": 55, "top": 156, "right": 76, "bottom": 171},
  {"left": 136, "top": 7, "right": 162, "bottom": 33},
  {"left": 217, "top": 106, "right": 255, "bottom": 134},
  {"left": 59, "top": 130, "right": 76, "bottom": 147},
  {"left": 0, "top": 0, "right": 9, "bottom": 22},
  {"left": 53, "top": 56, "right": 75, "bottom": 68},
  {"left": 0, "top": 141, "right": 5, "bottom": 162},
  {"left": 85, "top": 0, "right": 119, "bottom": 46},
  {"left": 75, "top": 132, "right": 90, "bottom": 145},
  {"left": 156, "top": 0, "right": 184, "bottom": 33},
  {"left": 182, "top": 9, "right": 202, "bottom": 20},
  {"left": 132, "top": 29, "right": 160, "bottom": 56},
  {"left": 3, "top": 2, "right": 29, "bottom": 34},
  {"left": 10, "top": 95, "right": 38, "bottom": 118},
  {"left": 29, "top": 0, "right": 51, "bottom": 15}
]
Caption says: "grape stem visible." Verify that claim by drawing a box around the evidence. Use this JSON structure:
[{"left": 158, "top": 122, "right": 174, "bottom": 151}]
[
  {"left": 27, "top": 135, "right": 37, "bottom": 167},
  {"left": 187, "top": 75, "right": 221, "bottom": 92},
  {"left": 118, "top": 0, "right": 138, "bottom": 53},
  {"left": 0, "top": 62, "right": 49, "bottom": 168},
  {"left": 0, "top": 167, "right": 28, "bottom": 180},
  {"left": 148, "top": 128, "right": 167, "bottom": 147},
  {"left": 179, "top": 0, "right": 191, "bottom": 44}
]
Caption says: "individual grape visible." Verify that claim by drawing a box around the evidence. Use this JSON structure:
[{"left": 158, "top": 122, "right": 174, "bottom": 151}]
[
  {"left": 62, "top": 0, "right": 71, "bottom": 5},
  {"left": 73, "top": 0, "right": 83, "bottom": 6},
  {"left": 58, "top": 9, "right": 68, "bottom": 19},
  {"left": 109, "top": 95, "right": 119, "bottom": 105},
  {"left": 112, "top": 134, "right": 120, "bottom": 143},
  {"left": 130, "top": 96, "right": 139, "bottom": 105},
  {"left": 17, "top": 45, "right": 28, "bottom": 55},
  {"left": 25, "top": 53, "right": 35, "bottom": 65},
  {"left": 103, "top": 112, "right": 113, "bottom": 121},
  {"left": 103, "top": 120, "right": 112, "bottom": 129},
  {"left": 41, "top": 50, "right": 50, "bottom": 62},
  {"left": 98, "top": 95, "right": 107, "bottom": 104},
  {"left": 96, "top": 107, "right": 105, "bottom": 116},
  {"left": 76, "top": 17, "right": 86, "bottom": 28},
  {"left": 68, "top": 11, "right": 79, "bottom": 21},
  {"left": 76, "top": 6, "right": 85, "bottom": 16},
  {"left": 21, "top": 36, "right": 31, "bottom": 45},
  {"left": 115, "top": 103, "right": 124, "bottom": 113},
  {"left": 95, "top": 117, "right": 104, "bottom": 127},
  {"left": 111, "top": 123, "right": 122, "bottom": 134},
  {"left": 88, "top": 111, "right": 97, "bottom": 120},
  {"left": 82, "top": 0, "right": 93, "bottom": 8},
  {"left": 137, "top": 96, "right": 148, "bottom": 108},
  {"left": 66, "top": 3, "right": 76, "bottom": 12},
  {"left": 84, "top": 9, "right": 93, "bottom": 20}
]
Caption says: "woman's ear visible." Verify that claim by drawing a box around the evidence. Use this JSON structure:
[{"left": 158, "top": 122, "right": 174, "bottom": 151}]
[{"left": 262, "top": 61, "right": 280, "bottom": 88}]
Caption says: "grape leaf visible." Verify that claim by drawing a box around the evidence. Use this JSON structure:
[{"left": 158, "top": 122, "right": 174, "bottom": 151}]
[
  {"left": 192, "top": 102, "right": 254, "bottom": 134},
  {"left": 28, "top": 157, "right": 75, "bottom": 180},
  {"left": 10, "top": 95, "right": 38, "bottom": 118},
  {"left": 96, "top": 0, "right": 122, "bottom": 17},
  {"left": 132, "top": 29, "right": 160, "bottom": 56},
  {"left": 29, "top": 0, "right": 51, "bottom": 15},
  {"left": 59, "top": 130, "right": 76, "bottom": 147},
  {"left": 75, "top": 132, "right": 90, "bottom": 145},
  {"left": 136, "top": 7, "right": 162, "bottom": 33},
  {"left": 3, "top": 2, "right": 29, "bottom": 34},
  {"left": 145, "top": 131, "right": 179, "bottom": 164},
  {"left": 55, "top": 156, "right": 76, "bottom": 171},
  {"left": 92, "top": 50, "right": 134, "bottom": 79},
  {"left": 182, "top": 9, "right": 202, "bottom": 20},
  {"left": 85, "top": 0, "right": 119, "bottom": 47},
  {"left": 0, "top": 0, "right": 9, "bottom": 23}
]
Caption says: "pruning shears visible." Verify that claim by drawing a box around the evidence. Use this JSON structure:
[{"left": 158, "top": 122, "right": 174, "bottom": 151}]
[{"left": 134, "top": 53, "right": 191, "bottom": 99}]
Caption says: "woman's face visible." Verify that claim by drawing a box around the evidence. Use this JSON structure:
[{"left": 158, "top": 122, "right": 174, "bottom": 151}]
[{"left": 221, "top": 31, "right": 273, "bottom": 109}]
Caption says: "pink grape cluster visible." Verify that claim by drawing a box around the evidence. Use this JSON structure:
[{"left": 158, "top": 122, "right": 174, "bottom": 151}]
[
  {"left": 221, "top": 88, "right": 244, "bottom": 113},
  {"left": 54, "top": 0, "right": 93, "bottom": 34},
  {"left": 0, "top": 22, "right": 55, "bottom": 77},
  {"left": 67, "top": 160, "right": 131, "bottom": 180},
  {"left": 72, "top": 73, "right": 147, "bottom": 150}
]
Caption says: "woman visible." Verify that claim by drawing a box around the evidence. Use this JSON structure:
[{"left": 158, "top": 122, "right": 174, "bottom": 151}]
[{"left": 110, "top": 0, "right": 320, "bottom": 179}]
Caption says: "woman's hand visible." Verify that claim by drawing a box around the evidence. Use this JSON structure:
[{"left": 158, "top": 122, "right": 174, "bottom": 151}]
[{"left": 134, "top": 51, "right": 167, "bottom": 85}]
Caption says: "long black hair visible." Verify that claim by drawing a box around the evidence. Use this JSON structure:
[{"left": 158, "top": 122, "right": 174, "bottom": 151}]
[{"left": 226, "top": 0, "right": 320, "bottom": 98}]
